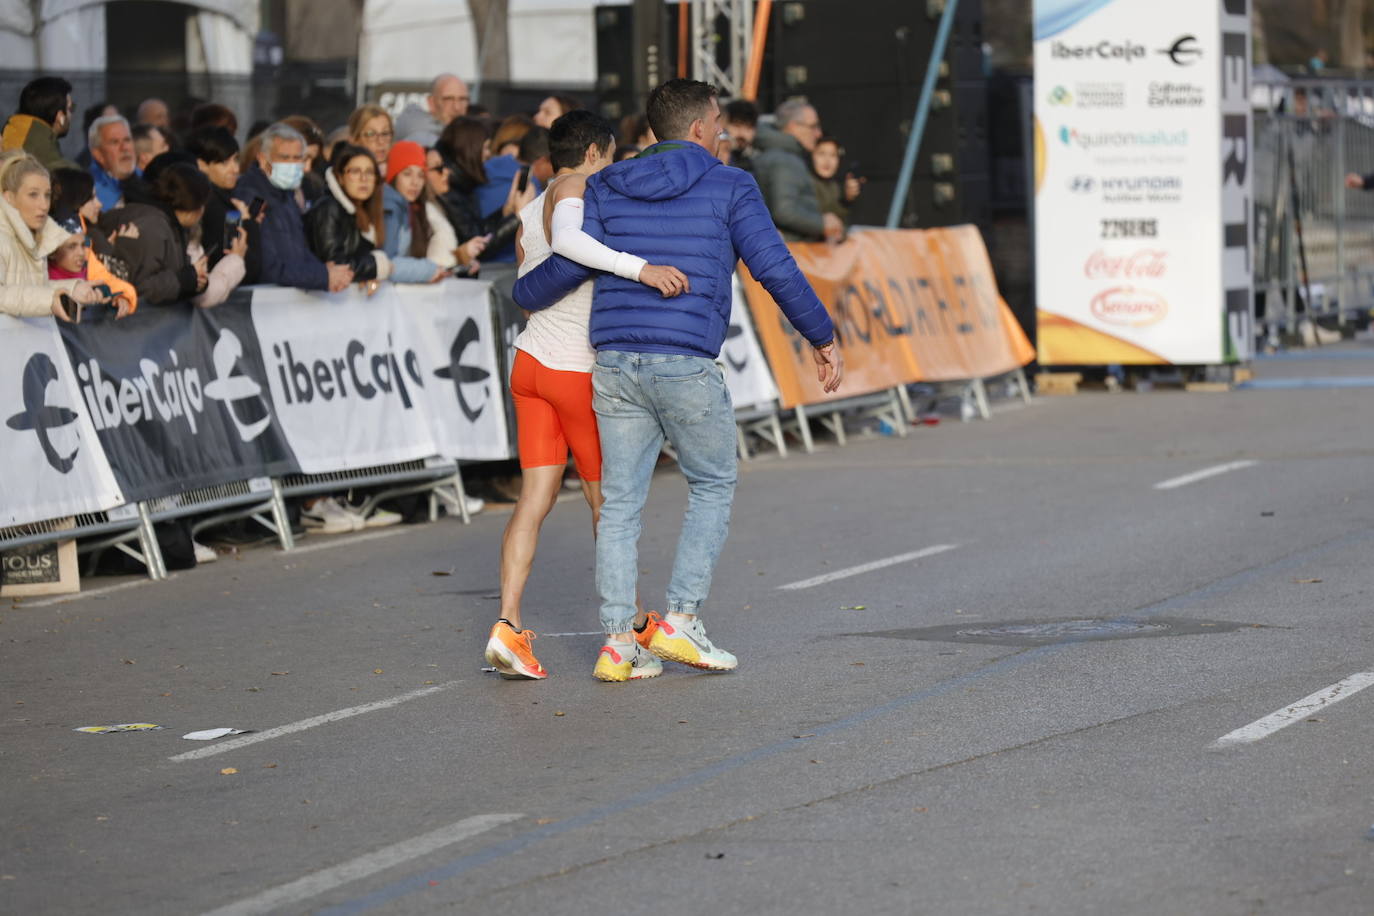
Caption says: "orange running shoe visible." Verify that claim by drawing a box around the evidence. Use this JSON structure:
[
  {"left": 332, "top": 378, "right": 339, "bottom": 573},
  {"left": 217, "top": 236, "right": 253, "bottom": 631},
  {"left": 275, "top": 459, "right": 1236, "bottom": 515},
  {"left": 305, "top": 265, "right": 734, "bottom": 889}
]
[
  {"left": 634, "top": 612, "right": 662, "bottom": 650},
  {"left": 484, "top": 620, "right": 547, "bottom": 680}
]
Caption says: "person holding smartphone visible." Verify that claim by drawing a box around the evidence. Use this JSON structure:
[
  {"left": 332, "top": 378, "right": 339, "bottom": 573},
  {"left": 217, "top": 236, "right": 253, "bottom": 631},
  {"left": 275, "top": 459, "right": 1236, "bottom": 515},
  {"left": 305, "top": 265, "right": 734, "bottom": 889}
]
[{"left": 187, "top": 126, "right": 262, "bottom": 284}]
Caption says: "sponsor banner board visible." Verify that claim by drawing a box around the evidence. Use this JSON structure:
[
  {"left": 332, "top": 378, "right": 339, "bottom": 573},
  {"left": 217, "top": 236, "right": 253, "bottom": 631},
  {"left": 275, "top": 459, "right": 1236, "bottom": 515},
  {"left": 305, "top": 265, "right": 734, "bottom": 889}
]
[
  {"left": 1, "top": 317, "right": 125, "bottom": 526},
  {"left": 1033, "top": 0, "right": 1252, "bottom": 365},
  {"left": 722, "top": 276, "right": 780, "bottom": 412},
  {"left": 58, "top": 303, "right": 298, "bottom": 502},
  {"left": 738, "top": 227, "right": 1035, "bottom": 410}
]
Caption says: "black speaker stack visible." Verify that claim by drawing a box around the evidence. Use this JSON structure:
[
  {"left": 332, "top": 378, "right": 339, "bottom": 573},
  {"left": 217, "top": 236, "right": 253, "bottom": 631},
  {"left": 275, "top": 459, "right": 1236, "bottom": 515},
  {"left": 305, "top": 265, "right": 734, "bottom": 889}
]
[{"left": 593, "top": 0, "right": 989, "bottom": 231}]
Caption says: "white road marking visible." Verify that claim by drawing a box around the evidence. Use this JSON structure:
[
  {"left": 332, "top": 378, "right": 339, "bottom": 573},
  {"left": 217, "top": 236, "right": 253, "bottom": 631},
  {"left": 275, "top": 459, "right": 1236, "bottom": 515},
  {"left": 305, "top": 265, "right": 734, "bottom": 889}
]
[
  {"left": 168, "top": 681, "right": 461, "bottom": 762},
  {"left": 199, "top": 813, "right": 523, "bottom": 916},
  {"left": 541, "top": 631, "right": 603, "bottom": 637},
  {"left": 1211, "top": 672, "right": 1374, "bottom": 748},
  {"left": 288, "top": 527, "right": 418, "bottom": 555},
  {"left": 777, "top": 544, "right": 961, "bottom": 591},
  {"left": 1153, "top": 460, "right": 1257, "bottom": 491},
  {"left": 16, "top": 574, "right": 180, "bottom": 608}
]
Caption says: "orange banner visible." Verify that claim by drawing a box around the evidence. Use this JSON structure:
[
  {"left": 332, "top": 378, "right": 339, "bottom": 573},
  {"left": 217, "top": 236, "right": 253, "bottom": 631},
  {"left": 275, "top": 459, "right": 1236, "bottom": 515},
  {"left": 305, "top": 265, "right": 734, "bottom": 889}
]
[{"left": 739, "top": 226, "right": 1035, "bottom": 409}]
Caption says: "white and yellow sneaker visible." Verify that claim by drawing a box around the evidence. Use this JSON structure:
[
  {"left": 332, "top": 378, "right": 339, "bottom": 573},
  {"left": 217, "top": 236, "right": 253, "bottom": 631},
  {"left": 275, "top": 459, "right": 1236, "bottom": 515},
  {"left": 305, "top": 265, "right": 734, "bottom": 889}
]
[{"left": 647, "top": 614, "right": 737, "bottom": 671}]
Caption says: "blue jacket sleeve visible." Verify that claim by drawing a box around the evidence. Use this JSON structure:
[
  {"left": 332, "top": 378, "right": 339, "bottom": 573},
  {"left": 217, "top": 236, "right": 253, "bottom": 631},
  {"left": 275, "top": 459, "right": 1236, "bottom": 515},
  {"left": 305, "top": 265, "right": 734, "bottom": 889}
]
[
  {"left": 510, "top": 182, "right": 604, "bottom": 310},
  {"left": 389, "top": 255, "right": 441, "bottom": 283},
  {"left": 728, "top": 175, "right": 835, "bottom": 347}
]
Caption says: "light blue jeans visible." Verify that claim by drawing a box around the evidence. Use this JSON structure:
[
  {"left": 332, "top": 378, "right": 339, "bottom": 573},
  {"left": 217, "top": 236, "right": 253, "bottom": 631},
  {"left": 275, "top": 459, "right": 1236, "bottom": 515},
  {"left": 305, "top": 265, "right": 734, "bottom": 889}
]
[{"left": 591, "top": 350, "right": 738, "bottom": 634}]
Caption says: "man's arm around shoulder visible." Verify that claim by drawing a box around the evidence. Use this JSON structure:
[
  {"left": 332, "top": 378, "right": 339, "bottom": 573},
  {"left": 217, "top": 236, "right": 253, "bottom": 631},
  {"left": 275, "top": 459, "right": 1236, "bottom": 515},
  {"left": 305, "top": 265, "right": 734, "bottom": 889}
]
[{"left": 510, "top": 179, "right": 605, "bottom": 310}]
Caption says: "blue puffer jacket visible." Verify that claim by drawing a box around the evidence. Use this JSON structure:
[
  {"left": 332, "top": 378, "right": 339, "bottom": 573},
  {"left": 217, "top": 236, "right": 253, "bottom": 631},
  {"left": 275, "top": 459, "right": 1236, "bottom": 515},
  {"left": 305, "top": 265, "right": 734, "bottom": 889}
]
[{"left": 512, "top": 141, "right": 834, "bottom": 358}]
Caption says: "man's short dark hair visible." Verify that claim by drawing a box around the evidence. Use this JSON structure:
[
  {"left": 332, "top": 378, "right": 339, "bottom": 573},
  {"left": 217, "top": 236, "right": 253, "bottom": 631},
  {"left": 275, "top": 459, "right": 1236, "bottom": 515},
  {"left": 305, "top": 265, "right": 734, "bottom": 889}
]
[
  {"left": 153, "top": 161, "right": 211, "bottom": 213},
  {"left": 723, "top": 99, "right": 757, "bottom": 127},
  {"left": 548, "top": 111, "right": 614, "bottom": 170},
  {"left": 518, "top": 125, "right": 551, "bottom": 164},
  {"left": 185, "top": 125, "right": 239, "bottom": 164},
  {"left": 18, "top": 76, "right": 72, "bottom": 126},
  {"left": 646, "top": 79, "right": 718, "bottom": 142}
]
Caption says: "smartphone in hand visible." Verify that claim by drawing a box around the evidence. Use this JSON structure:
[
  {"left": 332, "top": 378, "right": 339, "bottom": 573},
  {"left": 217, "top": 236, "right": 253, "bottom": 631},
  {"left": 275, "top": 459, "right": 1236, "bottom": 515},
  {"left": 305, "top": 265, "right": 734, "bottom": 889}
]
[
  {"left": 248, "top": 198, "right": 266, "bottom": 220},
  {"left": 59, "top": 293, "right": 81, "bottom": 322},
  {"left": 516, "top": 166, "right": 530, "bottom": 193}
]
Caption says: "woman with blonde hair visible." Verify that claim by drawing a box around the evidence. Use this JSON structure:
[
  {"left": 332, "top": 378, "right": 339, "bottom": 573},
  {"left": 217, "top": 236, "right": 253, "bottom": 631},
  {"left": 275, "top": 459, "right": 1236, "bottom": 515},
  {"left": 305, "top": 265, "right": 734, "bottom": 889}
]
[
  {"left": 0, "top": 151, "right": 104, "bottom": 319},
  {"left": 348, "top": 104, "right": 395, "bottom": 167}
]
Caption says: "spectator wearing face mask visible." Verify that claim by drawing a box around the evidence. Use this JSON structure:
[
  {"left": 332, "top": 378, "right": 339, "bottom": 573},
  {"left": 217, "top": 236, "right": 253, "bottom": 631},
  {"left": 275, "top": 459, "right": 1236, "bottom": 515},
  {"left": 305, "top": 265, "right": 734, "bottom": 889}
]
[
  {"left": 0, "top": 152, "right": 105, "bottom": 320},
  {"left": 88, "top": 114, "right": 138, "bottom": 211},
  {"left": 133, "top": 123, "right": 170, "bottom": 174},
  {"left": 281, "top": 115, "right": 328, "bottom": 204},
  {"left": 234, "top": 121, "right": 353, "bottom": 293},
  {"left": 304, "top": 143, "right": 392, "bottom": 284},
  {"left": 2, "top": 76, "right": 78, "bottom": 172}
]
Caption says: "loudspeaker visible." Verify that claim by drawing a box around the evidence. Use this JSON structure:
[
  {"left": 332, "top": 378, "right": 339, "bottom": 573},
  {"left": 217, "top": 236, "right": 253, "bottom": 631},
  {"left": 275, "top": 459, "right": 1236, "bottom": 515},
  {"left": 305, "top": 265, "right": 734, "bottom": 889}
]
[
  {"left": 761, "top": 0, "right": 989, "bottom": 231},
  {"left": 594, "top": 2, "right": 681, "bottom": 122}
]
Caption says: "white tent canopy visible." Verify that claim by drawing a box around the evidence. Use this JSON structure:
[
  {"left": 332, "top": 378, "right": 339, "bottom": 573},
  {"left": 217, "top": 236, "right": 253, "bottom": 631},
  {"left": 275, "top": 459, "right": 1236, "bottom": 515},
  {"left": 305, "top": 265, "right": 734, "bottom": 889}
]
[
  {"left": 360, "top": 0, "right": 608, "bottom": 93},
  {"left": 0, "top": 0, "right": 256, "bottom": 72}
]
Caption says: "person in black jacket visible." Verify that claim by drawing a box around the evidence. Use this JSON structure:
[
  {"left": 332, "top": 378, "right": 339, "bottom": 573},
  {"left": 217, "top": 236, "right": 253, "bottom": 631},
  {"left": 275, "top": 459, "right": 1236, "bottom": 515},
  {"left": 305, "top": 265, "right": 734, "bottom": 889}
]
[
  {"left": 98, "top": 162, "right": 210, "bottom": 305},
  {"left": 304, "top": 142, "right": 392, "bottom": 283},
  {"left": 185, "top": 125, "right": 261, "bottom": 284},
  {"left": 435, "top": 116, "right": 529, "bottom": 256}
]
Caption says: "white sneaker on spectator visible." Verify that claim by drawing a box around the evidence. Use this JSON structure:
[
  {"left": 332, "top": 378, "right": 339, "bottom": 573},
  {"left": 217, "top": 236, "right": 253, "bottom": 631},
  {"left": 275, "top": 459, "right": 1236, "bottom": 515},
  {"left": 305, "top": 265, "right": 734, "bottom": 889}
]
[
  {"left": 364, "top": 507, "right": 403, "bottom": 528},
  {"left": 464, "top": 495, "right": 485, "bottom": 516},
  {"left": 302, "top": 497, "right": 363, "bottom": 534},
  {"left": 193, "top": 541, "right": 217, "bottom": 564}
]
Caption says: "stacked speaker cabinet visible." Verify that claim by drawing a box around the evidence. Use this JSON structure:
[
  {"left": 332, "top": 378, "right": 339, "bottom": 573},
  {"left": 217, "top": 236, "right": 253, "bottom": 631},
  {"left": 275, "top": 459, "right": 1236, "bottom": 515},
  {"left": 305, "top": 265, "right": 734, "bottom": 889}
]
[{"left": 759, "top": 0, "right": 989, "bottom": 231}]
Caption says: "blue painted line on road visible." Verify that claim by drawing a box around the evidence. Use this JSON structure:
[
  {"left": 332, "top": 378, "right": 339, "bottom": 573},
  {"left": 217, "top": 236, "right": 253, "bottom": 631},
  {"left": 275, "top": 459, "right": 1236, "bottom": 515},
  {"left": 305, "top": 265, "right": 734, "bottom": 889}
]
[
  {"left": 1237, "top": 377, "right": 1374, "bottom": 390},
  {"left": 319, "top": 522, "right": 1374, "bottom": 915}
]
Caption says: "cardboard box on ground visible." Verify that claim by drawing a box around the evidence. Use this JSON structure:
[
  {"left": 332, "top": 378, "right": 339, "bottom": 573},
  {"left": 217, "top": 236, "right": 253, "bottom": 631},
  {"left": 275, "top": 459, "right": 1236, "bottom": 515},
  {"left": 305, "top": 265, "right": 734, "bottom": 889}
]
[{"left": 2, "top": 519, "right": 79, "bottom": 597}]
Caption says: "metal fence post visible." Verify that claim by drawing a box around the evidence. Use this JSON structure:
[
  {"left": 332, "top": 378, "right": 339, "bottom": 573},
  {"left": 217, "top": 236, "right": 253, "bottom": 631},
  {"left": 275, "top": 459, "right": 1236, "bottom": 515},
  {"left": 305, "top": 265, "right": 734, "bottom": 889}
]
[
  {"left": 1335, "top": 103, "right": 1349, "bottom": 328},
  {"left": 269, "top": 478, "right": 295, "bottom": 551},
  {"left": 135, "top": 501, "right": 168, "bottom": 580}
]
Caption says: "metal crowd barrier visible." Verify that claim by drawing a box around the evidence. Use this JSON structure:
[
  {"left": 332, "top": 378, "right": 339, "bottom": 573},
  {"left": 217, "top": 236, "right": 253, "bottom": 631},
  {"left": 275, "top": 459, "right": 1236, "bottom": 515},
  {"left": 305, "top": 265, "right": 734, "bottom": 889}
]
[
  {"left": 0, "top": 458, "right": 474, "bottom": 583},
  {"left": 1254, "top": 77, "right": 1374, "bottom": 343}
]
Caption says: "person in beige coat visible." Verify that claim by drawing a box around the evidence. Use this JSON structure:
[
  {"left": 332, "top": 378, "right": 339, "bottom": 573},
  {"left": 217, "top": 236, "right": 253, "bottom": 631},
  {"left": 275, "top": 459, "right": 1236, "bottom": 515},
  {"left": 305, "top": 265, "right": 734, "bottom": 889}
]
[{"left": 0, "top": 152, "right": 105, "bottom": 320}]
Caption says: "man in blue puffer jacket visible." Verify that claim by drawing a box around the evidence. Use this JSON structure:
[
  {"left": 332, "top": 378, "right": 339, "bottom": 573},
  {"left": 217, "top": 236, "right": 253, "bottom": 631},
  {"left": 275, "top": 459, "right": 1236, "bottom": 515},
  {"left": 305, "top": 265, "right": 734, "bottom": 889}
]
[{"left": 513, "top": 78, "right": 843, "bottom": 681}]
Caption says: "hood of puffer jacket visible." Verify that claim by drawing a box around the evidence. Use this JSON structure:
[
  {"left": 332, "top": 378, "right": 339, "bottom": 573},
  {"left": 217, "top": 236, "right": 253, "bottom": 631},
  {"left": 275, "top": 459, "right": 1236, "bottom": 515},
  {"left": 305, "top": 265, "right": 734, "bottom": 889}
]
[
  {"left": 324, "top": 167, "right": 357, "bottom": 214},
  {"left": 0, "top": 160, "right": 71, "bottom": 263},
  {"left": 596, "top": 141, "right": 720, "bottom": 202},
  {"left": 752, "top": 123, "right": 807, "bottom": 157}
]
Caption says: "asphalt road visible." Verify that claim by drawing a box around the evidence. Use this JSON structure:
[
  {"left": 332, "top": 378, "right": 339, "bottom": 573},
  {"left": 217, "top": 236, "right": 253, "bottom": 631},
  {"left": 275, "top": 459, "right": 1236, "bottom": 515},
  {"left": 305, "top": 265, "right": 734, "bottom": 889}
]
[{"left": 5, "top": 345, "right": 1374, "bottom": 915}]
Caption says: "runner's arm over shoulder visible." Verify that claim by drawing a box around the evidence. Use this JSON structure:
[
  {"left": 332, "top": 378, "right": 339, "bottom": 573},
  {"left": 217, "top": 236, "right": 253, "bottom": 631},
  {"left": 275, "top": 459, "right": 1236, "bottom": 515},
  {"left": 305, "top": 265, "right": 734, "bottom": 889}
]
[{"left": 728, "top": 176, "right": 835, "bottom": 348}]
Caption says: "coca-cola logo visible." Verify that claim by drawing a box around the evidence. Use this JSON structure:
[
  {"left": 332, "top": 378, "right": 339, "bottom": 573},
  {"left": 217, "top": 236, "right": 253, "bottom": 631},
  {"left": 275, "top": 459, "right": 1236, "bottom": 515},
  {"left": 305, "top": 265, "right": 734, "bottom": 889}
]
[
  {"left": 1084, "top": 249, "right": 1168, "bottom": 280},
  {"left": 1091, "top": 286, "right": 1168, "bottom": 327}
]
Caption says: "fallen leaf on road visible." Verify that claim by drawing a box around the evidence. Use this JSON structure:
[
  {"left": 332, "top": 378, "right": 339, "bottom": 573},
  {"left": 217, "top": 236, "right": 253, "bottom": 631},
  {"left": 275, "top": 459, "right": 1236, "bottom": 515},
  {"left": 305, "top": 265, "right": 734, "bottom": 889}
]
[
  {"left": 431, "top": 570, "right": 453, "bottom": 577},
  {"left": 271, "top": 672, "right": 289, "bottom": 676},
  {"left": 373, "top": 669, "right": 384, "bottom": 675},
  {"left": 423, "top": 680, "right": 435, "bottom": 685},
  {"left": 121, "top": 659, "right": 135, "bottom": 665},
  {"left": 554, "top": 711, "right": 566, "bottom": 717},
  {"left": 705, "top": 853, "right": 725, "bottom": 860},
  {"left": 535, "top": 818, "right": 555, "bottom": 825},
  {"left": 793, "top": 734, "right": 816, "bottom": 739},
  {"left": 1306, "top": 717, "right": 1325, "bottom": 723},
  {"left": 219, "top": 768, "right": 238, "bottom": 775},
  {"left": 1293, "top": 578, "right": 1323, "bottom": 584},
  {"left": 263, "top": 763, "right": 277, "bottom": 768},
  {"left": 851, "top": 661, "right": 865, "bottom": 666},
  {"left": 841, "top": 605, "right": 866, "bottom": 611}
]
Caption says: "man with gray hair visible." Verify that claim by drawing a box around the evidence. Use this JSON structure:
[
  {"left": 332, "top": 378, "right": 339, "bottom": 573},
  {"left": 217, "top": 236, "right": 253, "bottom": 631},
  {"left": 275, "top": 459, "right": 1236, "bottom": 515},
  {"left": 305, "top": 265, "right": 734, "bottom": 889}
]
[
  {"left": 234, "top": 122, "right": 354, "bottom": 291},
  {"left": 394, "top": 73, "right": 470, "bottom": 144},
  {"left": 88, "top": 114, "right": 137, "bottom": 210},
  {"left": 751, "top": 97, "right": 842, "bottom": 242}
]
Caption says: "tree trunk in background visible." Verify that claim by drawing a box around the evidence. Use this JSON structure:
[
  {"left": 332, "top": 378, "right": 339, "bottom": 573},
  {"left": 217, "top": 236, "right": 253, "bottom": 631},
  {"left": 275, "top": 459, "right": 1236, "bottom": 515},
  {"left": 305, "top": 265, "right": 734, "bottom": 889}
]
[
  {"left": 1334, "top": 0, "right": 1366, "bottom": 68},
  {"left": 466, "top": 0, "right": 510, "bottom": 93}
]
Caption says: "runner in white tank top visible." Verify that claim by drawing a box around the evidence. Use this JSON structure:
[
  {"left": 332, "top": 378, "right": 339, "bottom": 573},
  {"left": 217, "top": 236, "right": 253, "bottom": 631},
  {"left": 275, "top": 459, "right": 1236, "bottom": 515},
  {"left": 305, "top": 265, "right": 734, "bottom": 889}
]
[{"left": 484, "top": 111, "right": 688, "bottom": 681}]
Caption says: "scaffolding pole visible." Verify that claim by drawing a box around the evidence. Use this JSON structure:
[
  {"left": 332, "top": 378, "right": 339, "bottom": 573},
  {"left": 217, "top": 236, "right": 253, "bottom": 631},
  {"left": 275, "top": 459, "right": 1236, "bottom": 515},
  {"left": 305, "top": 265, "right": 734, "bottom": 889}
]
[{"left": 691, "top": 0, "right": 753, "bottom": 98}]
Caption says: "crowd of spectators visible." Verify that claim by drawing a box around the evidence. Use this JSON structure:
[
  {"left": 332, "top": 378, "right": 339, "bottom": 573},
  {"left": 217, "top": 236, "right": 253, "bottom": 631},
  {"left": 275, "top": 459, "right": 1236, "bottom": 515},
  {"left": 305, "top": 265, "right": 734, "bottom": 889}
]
[{"left": 0, "top": 71, "right": 862, "bottom": 543}]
